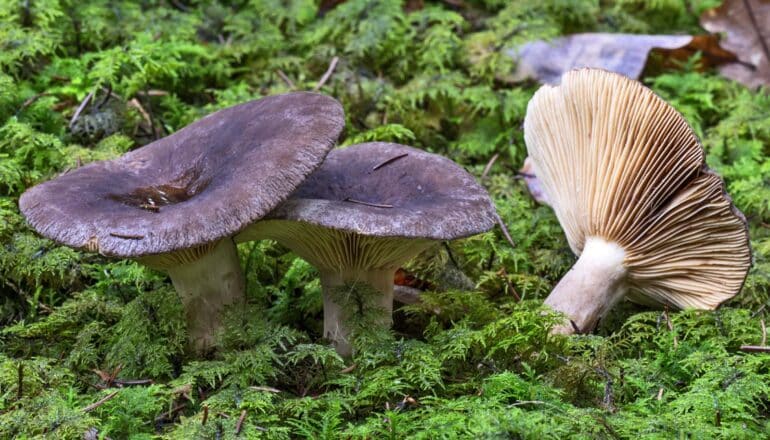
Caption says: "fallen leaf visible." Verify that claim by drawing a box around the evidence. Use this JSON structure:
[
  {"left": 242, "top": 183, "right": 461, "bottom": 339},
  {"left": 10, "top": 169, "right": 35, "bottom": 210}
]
[
  {"left": 701, "top": 0, "right": 770, "bottom": 88},
  {"left": 394, "top": 268, "right": 433, "bottom": 290},
  {"left": 519, "top": 157, "right": 549, "bottom": 206},
  {"left": 508, "top": 33, "right": 735, "bottom": 84}
]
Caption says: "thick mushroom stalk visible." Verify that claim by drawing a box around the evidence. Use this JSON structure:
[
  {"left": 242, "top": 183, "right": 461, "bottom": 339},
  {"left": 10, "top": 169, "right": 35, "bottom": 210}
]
[
  {"left": 241, "top": 221, "right": 432, "bottom": 356},
  {"left": 524, "top": 69, "right": 751, "bottom": 334},
  {"left": 19, "top": 92, "right": 345, "bottom": 352},
  {"left": 544, "top": 237, "right": 627, "bottom": 333},
  {"left": 237, "top": 142, "right": 498, "bottom": 356},
  {"left": 141, "top": 239, "right": 244, "bottom": 350}
]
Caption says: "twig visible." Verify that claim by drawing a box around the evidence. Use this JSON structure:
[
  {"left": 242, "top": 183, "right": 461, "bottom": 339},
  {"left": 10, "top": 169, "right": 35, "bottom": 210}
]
[
  {"left": 202, "top": 405, "right": 209, "bottom": 425},
  {"left": 370, "top": 153, "right": 408, "bottom": 172},
  {"left": 508, "top": 400, "right": 546, "bottom": 407},
  {"left": 141, "top": 87, "right": 160, "bottom": 139},
  {"left": 69, "top": 91, "right": 94, "bottom": 128},
  {"left": 344, "top": 198, "right": 393, "bottom": 208},
  {"left": 83, "top": 391, "right": 119, "bottom": 412},
  {"left": 497, "top": 267, "right": 521, "bottom": 302},
  {"left": 443, "top": 242, "right": 460, "bottom": 269},
  {"left": 276, "top": 70, "right": 295, "bottom": 89},
  {"left": 235, "top": 410, "right": 247, "bottom": 435},
  {"left": 656, "top": 387, "right": 664, "bottom": 400},
  {"left": 340, "top": 363, "right": 357, "bottom": 374},
  {"left": 109, "top": 232, "right": 144, "bottom": 240},
  {"left": 663, "top": 306, "right": 678, "bottom": 349},
  {"left": 481, "top": 153, "right": 499, "bottom": 180},
  {"left": 96, "top": 84, "right": 112, "bottom": 109},
  {"left": 249, "top": 386, "right": 281, "bottom": 393},
  {"left": 154, "top": 403, "right": 188, "bottom": 422},
  {"left": 136, "top": 89, "right": 169, "bottom": 97},
  {"left": 16, "top": 92, "right": 51, "bottom": 116},
  {"left": 17, "top": 363, "right": 23, "bottom": 400},
  {"left": 751, "top": 303, "right": 767, "bottom": 318},
  {"left": 169, "top": 0, "right": 190, "bottom": 12},
  {"left": 495, "top": 213, "right": 515, "bottom": 248},
  {"left": 740, "top": 345, "right": 770, "bottom": 353},
  {"left": 128, "top": 98, "right": 153, "bottom": 130},
  {"left": 114, "top": 379, "right": 154, "bottom": 387},
  {"left": 314, "top": 56, "right": 339, "bottom": 91},
  {"left": 762, "top": 319, "right": 767, "bottom": 346}
]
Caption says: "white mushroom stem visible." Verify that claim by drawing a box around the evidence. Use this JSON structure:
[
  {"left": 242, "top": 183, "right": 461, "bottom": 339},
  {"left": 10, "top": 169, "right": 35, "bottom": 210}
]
[
  {"left": 545, "top": 237, "right": 628, "bottom": 334},
  {"left": 163, "top": 239, "right": 245, "bottom": 351},
  {"left": 319, "top": 269, "right": 395, "bottom": 357}
]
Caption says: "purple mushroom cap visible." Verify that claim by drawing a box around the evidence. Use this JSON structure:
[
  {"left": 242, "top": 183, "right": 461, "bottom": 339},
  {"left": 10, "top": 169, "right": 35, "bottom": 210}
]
[{"left": 20, "top": 92, "right": 345, "bottom": 257}]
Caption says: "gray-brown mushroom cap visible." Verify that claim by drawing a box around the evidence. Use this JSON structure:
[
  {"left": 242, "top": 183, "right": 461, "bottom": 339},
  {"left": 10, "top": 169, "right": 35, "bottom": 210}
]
[
  {"left": 247, "top": 142, "right": 498, "bottom": 240},
  {"left": 19, "top": 92, "right": 344, "bottom": 258}
]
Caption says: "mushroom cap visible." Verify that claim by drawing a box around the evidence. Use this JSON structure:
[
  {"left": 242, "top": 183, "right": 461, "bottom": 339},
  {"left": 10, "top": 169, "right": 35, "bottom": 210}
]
[
  {"left": 235, "top": 142, "right": 497, "bottom": 272},
  {"left": 524, "top": 68, "right": 751, "bottom": 309},
  {"left": 245, "top": 142, "right": 498, "bottom": 241},
  {"left": 19, "top": 92, "right": 344, "bottom": 258}
]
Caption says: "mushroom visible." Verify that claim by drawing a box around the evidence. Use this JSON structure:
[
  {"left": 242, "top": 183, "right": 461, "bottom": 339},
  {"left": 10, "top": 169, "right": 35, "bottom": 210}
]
[
  {"left": 523, "top": 69, "right": 751, "bottom": 334},
  {"left": 19, "top": 92, "right": 345, "bottom": 351},
  {"left": 236, "top": 142, "right": 497, "bottom": 356}
]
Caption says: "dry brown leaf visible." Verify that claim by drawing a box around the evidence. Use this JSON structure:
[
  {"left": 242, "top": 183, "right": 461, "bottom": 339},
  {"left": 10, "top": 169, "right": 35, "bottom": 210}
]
[
  {"left": 701, "top": 0, "right": 770, "bottom": 88},
  {"left": 508, "top": 33, "right": 735, "bottom": 84}
]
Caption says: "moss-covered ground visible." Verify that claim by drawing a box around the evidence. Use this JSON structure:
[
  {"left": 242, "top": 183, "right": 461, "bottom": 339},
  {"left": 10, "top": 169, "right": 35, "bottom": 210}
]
[{"left": 1, "top": 0, "right": 769, "bottom": 438}]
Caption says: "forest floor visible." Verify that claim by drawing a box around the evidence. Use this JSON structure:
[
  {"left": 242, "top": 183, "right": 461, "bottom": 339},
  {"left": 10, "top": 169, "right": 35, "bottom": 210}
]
[{"left": 1, "top": 0, "right": 769, "bottom": 438}]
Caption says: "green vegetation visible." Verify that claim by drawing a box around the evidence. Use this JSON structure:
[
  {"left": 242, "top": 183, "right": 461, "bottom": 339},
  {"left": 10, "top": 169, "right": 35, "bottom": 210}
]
[{"left": 1, "top": 0, "right": 768, "bottom": 438}]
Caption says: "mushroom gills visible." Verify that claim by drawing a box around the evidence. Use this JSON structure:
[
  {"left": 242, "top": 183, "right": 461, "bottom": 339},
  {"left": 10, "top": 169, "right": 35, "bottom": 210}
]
[{"left": 544, "top": 237, "right": 628, "bottom": 334}]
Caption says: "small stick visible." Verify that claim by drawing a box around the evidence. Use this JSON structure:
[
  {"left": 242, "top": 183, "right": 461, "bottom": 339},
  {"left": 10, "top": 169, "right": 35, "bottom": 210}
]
[
  {"left": 481, "top": 153, "right": 499, "bottom": 180},
  {"left": 154, "top": 403, "right": 188, "bottom": 422},
  {"left": 69, "top": 91, "right": 94, "bottom": 128},
  {"left": 128, "top": 98, "right": 153, "bottom": 128},
  {"left": 344, "top": 198, "right": 393, "bottom": 208},
  {"left": 495, "top": 213, "right": 515, "bottom": 248},
  {"left": 508, "top": 400, "right": 546, "bottom": 407},
  {"left": 114, "top": 379, "right": 153, "bottom": 386},
  {"left": 751, "top": 304, "right": 767, "bottom": 318},
  {"left": 663, "top": 307, "right": 679, "bottom": 349},
  {"left": 371, "top": 153, "right": 408, "bottom": 172},
  {"left": 136, "top": 89, "right": 169, "bottom": 97},
  {"left": 739, "top": 345, "right": 770, "bottom": 353},
  {"left": 314, "top": 56, "right": 339, "bottom": 91},
  {"left": 83, "top": 391, "right": 119, "bottom": 412},
  {"left": 17, "top": 363, "right": 23, "bottom": 400},
  {"left": 276, "top": 70, "right": 295, "bottom": 89},
  {"left": 762, "top": 319, "right": 767, "bottom": 346},
  {"left": 109, "top": 232, "right": 144, "bottom": 240},
  {"left": 249, "top": 386, "right": 281, "bottom": 393},
  {"left": 656, "top": 387, "right": 664, "bottom": 400},
  {"left": 202, "top": 405, "right": 209, "bottom": 425},
  {"left": 497, "top": 268, "right": 521, "bottom": 302},
  {"left": 96, "top": 83, "right": 112, "bottom": 109},
  {"left": 340, "top": 363, "right": 356, "bottom": 374},
  {"left": 235, "top": 410, "right": 247, "bottom": 435},
  {"left": 15, "top": 92, "right": 51, "bottom": 116}
]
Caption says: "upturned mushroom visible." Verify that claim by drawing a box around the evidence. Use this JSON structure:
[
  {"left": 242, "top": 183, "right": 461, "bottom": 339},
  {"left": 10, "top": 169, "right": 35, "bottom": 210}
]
[
  {"left": 20, "top": 92, "right": 344, "bottom": 351},
  {"left": 237, "top": 142, "right": 497, "bottom": 356},
  {"left": 523, "top": 69, "right": 751, "bottom": 334}
]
